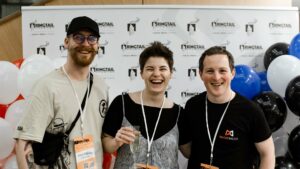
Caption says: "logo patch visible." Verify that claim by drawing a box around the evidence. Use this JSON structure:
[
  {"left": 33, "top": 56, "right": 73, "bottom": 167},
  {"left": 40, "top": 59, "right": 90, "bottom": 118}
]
[{"left": 99, "top": 99, "right": 108, "bottom": 118}]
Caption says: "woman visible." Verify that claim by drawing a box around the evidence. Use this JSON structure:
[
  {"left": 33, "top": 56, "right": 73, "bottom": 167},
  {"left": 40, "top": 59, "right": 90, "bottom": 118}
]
[{"left": 102, "top": 41, "right": 187, "bottom": 169}]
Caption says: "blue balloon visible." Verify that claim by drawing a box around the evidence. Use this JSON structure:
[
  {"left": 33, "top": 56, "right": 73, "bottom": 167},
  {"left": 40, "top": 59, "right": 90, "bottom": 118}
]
[
  {"left": 257, "top": 71, "right": 272, "bottom": 92},
  {"left": 289, "top": 33, "right": 300, "bottom": 59},
  {"left": 231, "top": 65, "right": 261, "bottom": 99}
]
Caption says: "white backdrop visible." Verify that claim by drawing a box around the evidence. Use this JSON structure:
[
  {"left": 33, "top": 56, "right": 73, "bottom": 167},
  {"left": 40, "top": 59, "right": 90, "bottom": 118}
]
[{"left": 22, "top": 5, "right": 299, "bottom": 168}]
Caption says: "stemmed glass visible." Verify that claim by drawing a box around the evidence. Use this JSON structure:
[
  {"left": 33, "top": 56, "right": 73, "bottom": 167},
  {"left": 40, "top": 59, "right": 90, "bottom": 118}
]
[{"left": 129, "top": 125, "right": 140, "bottom": 169}]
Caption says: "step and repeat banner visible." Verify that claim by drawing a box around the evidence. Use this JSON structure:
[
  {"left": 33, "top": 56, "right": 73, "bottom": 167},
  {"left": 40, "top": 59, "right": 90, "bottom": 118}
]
[
  {"left": 21, "top": 5, "right": 300, "bottom": 168},
  {"left": 22, "top": 5, "right": 299, "bottom": 104}
]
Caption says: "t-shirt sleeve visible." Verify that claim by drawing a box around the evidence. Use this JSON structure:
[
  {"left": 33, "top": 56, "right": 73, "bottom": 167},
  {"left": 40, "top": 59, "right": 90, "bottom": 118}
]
[
  {"left": 102, "top": 95, "right": 124, "bottom": 137},
  {"left": 250, "top": 101, "right": 272, "bottom": 143},
  {"left": 14, "top": 78, "right": 53, "bottom": 142}
]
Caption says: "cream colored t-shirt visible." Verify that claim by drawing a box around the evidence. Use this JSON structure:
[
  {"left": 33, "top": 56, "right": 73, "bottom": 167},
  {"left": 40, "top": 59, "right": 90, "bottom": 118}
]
[{"left": 14, "top": 68, "right": 109, "bottom": 169}]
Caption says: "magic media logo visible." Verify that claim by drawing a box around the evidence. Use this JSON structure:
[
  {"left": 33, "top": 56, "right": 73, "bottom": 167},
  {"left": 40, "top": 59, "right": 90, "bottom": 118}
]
[
  {"left": 127, "top": 18, "right": 140, "bottom": 35},
  {"left": 219, "top": 129, "right": 238, "bottom": 141},
  {"left": 37, "top": 42, "right": 49, "bottom": 55},
  {"left": 29, "top": 20, "right": 55, "bottom": 30}
]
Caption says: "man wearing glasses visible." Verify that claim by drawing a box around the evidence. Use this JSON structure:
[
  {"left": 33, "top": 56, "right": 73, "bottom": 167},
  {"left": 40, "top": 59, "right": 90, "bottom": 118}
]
[{"left": 15, "top": 16, "right": 109, "bottom": 169}]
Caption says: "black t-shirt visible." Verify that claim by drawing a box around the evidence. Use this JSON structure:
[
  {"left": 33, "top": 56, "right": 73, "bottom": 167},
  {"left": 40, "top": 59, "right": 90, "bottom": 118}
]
[
  {"left": 102, "top": 94, "right": 186, "bottom": 144},
  {"left": 183, "top": 92, "right": 271, "bottom": 169}
]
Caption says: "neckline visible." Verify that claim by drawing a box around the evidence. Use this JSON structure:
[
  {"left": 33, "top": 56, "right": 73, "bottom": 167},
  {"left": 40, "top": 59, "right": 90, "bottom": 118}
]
[{"left": 126, "top": 93, "right": 174, "bottom": 109}]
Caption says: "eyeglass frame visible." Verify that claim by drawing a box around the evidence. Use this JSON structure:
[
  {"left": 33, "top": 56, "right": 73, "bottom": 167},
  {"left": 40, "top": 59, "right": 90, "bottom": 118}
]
[{"left": 70, "top": 33, "right": 99, "bottom": 45}]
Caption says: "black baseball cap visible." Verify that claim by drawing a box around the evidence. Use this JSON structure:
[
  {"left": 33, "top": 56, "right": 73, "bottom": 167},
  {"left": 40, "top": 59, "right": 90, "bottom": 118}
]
[{"left": 66, "top": 16, "right": 100, "bottom": 37}]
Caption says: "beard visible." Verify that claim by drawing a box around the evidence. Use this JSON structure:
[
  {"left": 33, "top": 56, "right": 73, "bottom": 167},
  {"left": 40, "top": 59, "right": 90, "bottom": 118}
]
[{"left": 69, "top": 46, "right": 97, "bottom": 67}]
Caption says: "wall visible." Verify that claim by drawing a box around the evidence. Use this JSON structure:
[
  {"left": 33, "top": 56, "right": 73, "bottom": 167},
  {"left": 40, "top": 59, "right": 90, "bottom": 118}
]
[{"left": 0, "top": 0, "right": 292, "bottom": 61}]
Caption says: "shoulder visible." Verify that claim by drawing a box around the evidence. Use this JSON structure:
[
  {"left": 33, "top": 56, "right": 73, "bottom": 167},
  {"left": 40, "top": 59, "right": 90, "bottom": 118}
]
[
  {"left": 30, "top": 69, "right": 62, "bottom": 94},
  {"left": 185, "top": 92, "right": 206, "bottom": 106}
]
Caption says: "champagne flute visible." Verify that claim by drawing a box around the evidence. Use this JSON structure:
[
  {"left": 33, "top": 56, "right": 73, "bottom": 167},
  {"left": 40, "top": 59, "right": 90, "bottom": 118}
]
[{"left": 129, "top": 125, "right": 140, "bottom": 169}]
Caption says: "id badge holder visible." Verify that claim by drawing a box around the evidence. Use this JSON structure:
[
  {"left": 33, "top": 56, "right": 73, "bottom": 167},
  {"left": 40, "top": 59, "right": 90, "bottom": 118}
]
[
  {"left": 200, "top": 163, "right": 219, "bottom": 169},
  {"left": 135, "top": 163, "right": 159, "bottom": 169},
  {"left": 74, "top": 134, "right": 97, "bottom": 169}
]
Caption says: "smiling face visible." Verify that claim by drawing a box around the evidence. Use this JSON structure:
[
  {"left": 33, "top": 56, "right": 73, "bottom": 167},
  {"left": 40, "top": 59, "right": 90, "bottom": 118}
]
[
  {"left": 64, "top": 30, "right": 99, "bottom": 67},
  {"left": 141, "top": 56, "right": 172, "bottom": 95},
  {"left": 200, "top": 54, "right": 235, "bottom": 102}
]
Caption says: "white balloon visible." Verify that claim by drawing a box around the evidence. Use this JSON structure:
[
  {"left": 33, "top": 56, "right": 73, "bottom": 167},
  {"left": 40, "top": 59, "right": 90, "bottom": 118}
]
[
  {"left": 267, "top": 55, "right": 300, "bottom": 97},
  {"left": 0, "top": 118, "right": 15, "bottom": 159},
  {"left": 0, "top": 61, "right": 20, "bottom": 104},
  {"left": 21, "top": 54, "right": 49, "bottom": 70},
  {"left": 3, "top": 155, "right": 18, "bottom": 169},
  {"left": 5, "top": 100, "right": 26, "bottom": 130},
  {"left": 18, "top": 56, "right": 55, "bottom": 99}
]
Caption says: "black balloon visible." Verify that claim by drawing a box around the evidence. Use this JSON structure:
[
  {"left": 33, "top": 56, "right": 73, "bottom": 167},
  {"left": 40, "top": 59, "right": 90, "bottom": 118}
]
[
  {"left": 264, "top": 42, "right": 289, "bottom": 69},
  {"left": 253, "top": 91, "right": 287, "bottom": 132},
  {"left": 275, "top": 156, "right": 297, "bottom": 169},
  {"left": 285, "top": 75, "right": 300, "bottom": 117},
  {"left": 288, "top": 125, "right": 300, "bottom": 165}
]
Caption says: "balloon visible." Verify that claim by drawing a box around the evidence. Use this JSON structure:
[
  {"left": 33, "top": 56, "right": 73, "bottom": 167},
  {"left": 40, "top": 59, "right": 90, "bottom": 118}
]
[
  {"left": 0, "top": 61, "right": 20, "bottom": 105},
  {"left": 18, "top": 55, "right": 55, "bottom": 99},
  {"left": 5, "top": 100, "right": 26, "bottom": 130},
  {"left": 257, "top": 71, "right": 272, "bottom": 92},
  {"left": 231, "top": 64, "right": 261, "bottom": 99},
  {"left": 3, "top": 155, "right": 17, "bottom": 169},
  {"left": 253, "top": 91, "right": 287, "bottom": 132},
  {"left": 275, "top": 156, "right": 297, "bottom": 169},
  {"left": 289, "top": 33, "right": 300, "bottom": 59},
  {"left": 288, "top": 125, "right": 300, "bottom": 164},
  {"left": 264, "top": 42, "right": 289, "bottom": 69},
  {"left": 0, "top": 118, "right": 15, "bottom": 159},
  {"left": 0, "top": 104, "right": 9, "bottom": 118},
  {"left": 12, "top": 58, "right": 24, "bottom": 69},
  {"left": 267, "top": 55, "right": 300, "bottom": 97},
  {"left": 285, "top": 75, "right": 300, "bottom": 116},
  {"left": 20, "top": 54, "right": 48, "bottom": 70}
]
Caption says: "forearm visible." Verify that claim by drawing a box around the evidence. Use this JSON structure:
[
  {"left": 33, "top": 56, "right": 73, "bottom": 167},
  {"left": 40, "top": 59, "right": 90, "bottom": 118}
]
[
  {"left": 102, "top": 134, "right": 122, "bottom": 153},
  {"left": 258, "top": 154, "right": 275, "bottom": 169},
  {"left": 15, "top": 139, "right": 29, "bottom": 169}
]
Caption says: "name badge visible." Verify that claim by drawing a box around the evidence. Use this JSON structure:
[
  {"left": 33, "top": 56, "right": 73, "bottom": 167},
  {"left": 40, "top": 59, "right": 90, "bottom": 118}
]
[
  {"left": 200, "top": 163, "right": 219, "bottom": 169},
  {"left": 74, "top": 135, "right": 97, "bottom": 169},
  {"left": 136, "top": 163, "right": 159, "bottom": 169}
]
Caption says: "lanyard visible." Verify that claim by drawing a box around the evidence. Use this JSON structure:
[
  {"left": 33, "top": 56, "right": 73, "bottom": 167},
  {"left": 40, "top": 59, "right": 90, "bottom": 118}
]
[
  {"left": 62, "top": 66, "right": 90, "bottom": 137},
  {"left": 140, "top": 90, "right": 165, "bottom": 165},
  {"left": 205, "top": 92, "right": 232, "bottom": 165}
]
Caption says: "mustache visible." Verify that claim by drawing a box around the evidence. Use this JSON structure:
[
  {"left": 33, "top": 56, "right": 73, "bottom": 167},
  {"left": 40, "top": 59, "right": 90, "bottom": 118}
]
[{"left": 75, "top": 46, "right": 97, "bottom": 53}]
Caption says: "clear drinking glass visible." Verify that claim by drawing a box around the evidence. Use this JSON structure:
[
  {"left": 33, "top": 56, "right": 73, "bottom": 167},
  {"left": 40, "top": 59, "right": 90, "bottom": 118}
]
[{"left": 130, "top": 125, "right": 140, "bottom": 169}]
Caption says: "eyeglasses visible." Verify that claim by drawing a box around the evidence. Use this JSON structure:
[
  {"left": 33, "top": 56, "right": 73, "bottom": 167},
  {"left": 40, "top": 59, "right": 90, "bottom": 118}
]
[{"left": 71, "top": 34, "right": 98, "bottom": 45}]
